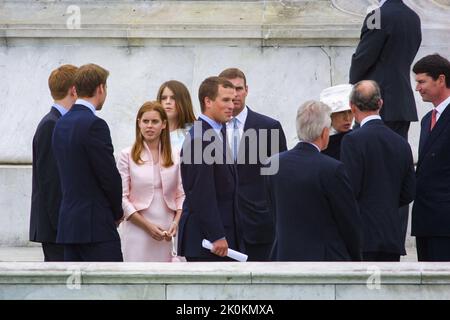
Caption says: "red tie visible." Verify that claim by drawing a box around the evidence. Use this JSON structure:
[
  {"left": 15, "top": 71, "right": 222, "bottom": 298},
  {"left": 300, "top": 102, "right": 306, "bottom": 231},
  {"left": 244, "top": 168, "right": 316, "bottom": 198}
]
[{"left": 430, "top": 109, "right": 438, "bottom": 131}]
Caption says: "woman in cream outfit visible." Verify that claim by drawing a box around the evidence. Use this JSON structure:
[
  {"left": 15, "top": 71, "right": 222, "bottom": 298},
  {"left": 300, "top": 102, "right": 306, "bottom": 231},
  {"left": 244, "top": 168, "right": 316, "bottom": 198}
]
[
  {"left": 117, "top": 101, "right": 185, "bottom": 262},
  {"left": 156, "top": 80, "right": 196, "bottom": 151}
]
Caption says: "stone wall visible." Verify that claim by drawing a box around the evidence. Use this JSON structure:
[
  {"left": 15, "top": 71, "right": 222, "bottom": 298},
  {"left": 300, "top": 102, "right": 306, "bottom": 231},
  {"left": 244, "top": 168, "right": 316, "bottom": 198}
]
[{"left": 0, "top": 0, "right": 449, "bottom": 245}]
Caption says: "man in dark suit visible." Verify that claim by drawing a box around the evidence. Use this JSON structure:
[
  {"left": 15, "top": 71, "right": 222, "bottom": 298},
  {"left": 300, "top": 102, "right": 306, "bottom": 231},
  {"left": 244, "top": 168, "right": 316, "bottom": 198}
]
[
  {"left": 52, "top": 63, "right": 123, "bottom": 262},
  {"left": 340, "top": 80, "right": 416, "bottom": 261},
  {"left": 411, "top": 54, "right": 450, "bottom": 261},
  {"left": 178, "top": 76, "right": 244, "bottom": 261},
  {"left": 350, "top": 0, "right": 421, "bottom": 139},
  {"left": 218, "top": 68, "right": 287, "bottom": 261},
  {"left": 29, "top": 64, "right": 78, "bottom": 261},
  {"left": 266, "top": 100, "right": 362, "bottom": 261}
]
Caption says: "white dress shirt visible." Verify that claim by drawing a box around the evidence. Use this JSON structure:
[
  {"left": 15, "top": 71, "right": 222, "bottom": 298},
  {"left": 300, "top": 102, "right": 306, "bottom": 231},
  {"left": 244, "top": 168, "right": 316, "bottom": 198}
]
[{"left": 433, "top": 95, "right": 450, "bottom": 123}]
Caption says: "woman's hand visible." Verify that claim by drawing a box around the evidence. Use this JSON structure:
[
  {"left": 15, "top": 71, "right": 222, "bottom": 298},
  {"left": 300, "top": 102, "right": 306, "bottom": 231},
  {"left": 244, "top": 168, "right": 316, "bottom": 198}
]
[
  {"left": 167, "top": 220, "right": 178, "bottom": 238},
  {"left": 146, "top": 223, "right": 167, "bottom": 241}
]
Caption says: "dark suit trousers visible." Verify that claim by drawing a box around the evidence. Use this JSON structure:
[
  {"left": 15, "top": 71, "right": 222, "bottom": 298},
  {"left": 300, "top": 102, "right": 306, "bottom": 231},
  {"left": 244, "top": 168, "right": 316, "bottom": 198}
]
[
  {"left": 384, "top": 121, "right": 411, "bottom": 252},
  {"left": 42, "top": 243, "right": 65, "bottom": 262},
  {"left": 363, "top": 252, "right": 400, "bottom": 262},
  {"left": 245, "top": 241, "right": 271, "bottom": 261},
  {"left": 64, "top": 240, "right": 123, "bottom": 262},
  {"left": 416, "top": 237, "right": 450, "bottom": 261}
]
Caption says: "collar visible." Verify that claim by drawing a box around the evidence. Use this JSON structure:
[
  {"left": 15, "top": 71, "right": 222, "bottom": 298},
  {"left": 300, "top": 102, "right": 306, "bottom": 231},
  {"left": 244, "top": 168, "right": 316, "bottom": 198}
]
[
  {"left": 434, "top": 95, "right": 450, "bottom": 116},
  {"left": 233, "top": 105, "right": 248, "bottom": 126},
  {"left": 199, "top": 114, "right": 224, "bottom": 131},
  {"left": 379, "top": 0, "right": 388, "bottom": 7},
  {"left": 299, "top": 141, "right": 321, "bottom": 152},
  {"left": 360, "top": 115, "right": 382, "bottom": 127},
  {"left": 75, "top": 99, "right": 96, "bottom": 114},
  {"left": 52, "top": 103, "right": 69, "bottom": 116}
]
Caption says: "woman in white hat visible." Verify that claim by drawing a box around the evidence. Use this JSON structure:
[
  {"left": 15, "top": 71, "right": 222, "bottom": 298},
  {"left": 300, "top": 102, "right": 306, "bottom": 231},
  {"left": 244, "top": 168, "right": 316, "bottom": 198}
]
[{"left": 320, "top": 84, "right": 354, "bottom": 160}]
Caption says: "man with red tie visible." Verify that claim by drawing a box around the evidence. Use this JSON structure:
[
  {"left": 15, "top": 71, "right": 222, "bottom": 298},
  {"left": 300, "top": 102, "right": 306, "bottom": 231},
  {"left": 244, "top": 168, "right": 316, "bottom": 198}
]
[{"left": 412, "top": 54, "right": 450, "bottom": 261}]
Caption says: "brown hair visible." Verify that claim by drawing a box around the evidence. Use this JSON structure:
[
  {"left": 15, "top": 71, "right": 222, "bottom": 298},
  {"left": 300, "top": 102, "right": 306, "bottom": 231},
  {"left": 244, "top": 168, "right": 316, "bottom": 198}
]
[
  {"left": 131, "top": 101, "right": 174, "bottom": 167},
  {"left": 48, "top": 64, "right": 78, "bottom": 100},
  {"left": 198, "top": 77, "right": 234, "bottom": 112},
  {"left": 74, "top": 63, "right": 109, "bottom": 98},
  {"left": 218, "top": 68, "right": 247, "bottom": 87},
  {"left": 156, "top": 80, "right": 196, "bottom": 128}
]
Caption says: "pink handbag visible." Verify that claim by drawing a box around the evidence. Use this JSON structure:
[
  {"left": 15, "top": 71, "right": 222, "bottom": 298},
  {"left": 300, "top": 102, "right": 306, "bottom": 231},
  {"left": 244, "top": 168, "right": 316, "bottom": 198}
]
[{"left": 171, "top": 237, "right": 187, "bottom": 262}]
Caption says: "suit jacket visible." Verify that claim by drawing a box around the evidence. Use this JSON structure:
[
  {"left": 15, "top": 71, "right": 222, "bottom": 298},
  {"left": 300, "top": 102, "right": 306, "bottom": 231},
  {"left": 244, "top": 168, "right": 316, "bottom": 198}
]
[
  {"left": 236, "top": 107, "right": 287, "bottom": 245},
  {"left": 349, "top": 0, "right": 421, "bottom": 122},
  {"left": 267, "top": 142, "right": 362, "bottom": 261},
  {"left": 29, "top": 107, "right": 63, "bottom": 243},
  {"left": 340, "top": 119, "right": 416, "bottom": 254},
  {"left": 52, "top": 104, "right": 123, "bottom": 244},
  {"left": 412, "top": 103, "right": 450, "bottom": 236},
  {"left": 322, "top": 131, "right": 350, "bottom": 161},
  {"left": 117, "top": 145, "right": 185, "bottom": 220},
  {"left": 178, "top": 118, "right": 244, "bottom": 259}
]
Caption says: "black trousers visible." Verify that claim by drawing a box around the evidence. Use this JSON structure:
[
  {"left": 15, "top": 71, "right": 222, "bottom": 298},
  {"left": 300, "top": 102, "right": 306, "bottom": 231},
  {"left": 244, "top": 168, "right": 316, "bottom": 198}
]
[
  {"left": 416, "top": 237, "right": 450, "bottom": 261},
  {"left": 245, "top": 241, "right": 271, "bottom": 261},
  {"left": 42, "top": 242, "right": 65, "bottom": 262},
  {"left": 64, "top": 240, "right": 123, "bottom": 262},
  {"left": 363, "top": 252, "right": 400, "bottom": 262},
  {"left": 186, "top": 256, "right": 233, "bottom": 262},
  {"left": 384, "top": 121, "right": 411, "bottom": 253}
]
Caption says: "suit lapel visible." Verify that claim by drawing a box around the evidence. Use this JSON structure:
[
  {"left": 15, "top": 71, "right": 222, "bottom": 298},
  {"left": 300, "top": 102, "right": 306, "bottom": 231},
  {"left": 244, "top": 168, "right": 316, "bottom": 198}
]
[{"left": 419, "top": 103, "right": 450, "bottom": 166}]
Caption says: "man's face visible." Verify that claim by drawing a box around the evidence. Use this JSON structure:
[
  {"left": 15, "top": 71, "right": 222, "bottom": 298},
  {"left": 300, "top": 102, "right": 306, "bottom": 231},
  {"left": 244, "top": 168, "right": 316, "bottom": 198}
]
[
  {"left": 204, "top": 85, "right": 235, "bottom": 123},
  {"left": 227, "top": 77, "right": 248, "bottom": 116},
  {"left": 96, "top": 83, "right": 107, "bottom": 110},
  {"left": 415, "top": 73, "right": 442, "bottom": 105}
]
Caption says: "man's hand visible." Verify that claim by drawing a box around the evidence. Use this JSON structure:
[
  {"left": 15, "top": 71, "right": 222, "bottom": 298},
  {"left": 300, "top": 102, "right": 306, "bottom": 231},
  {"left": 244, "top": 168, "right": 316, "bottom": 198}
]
[{"left": 211, "top": 238, "right": 228, "bottom": 257}]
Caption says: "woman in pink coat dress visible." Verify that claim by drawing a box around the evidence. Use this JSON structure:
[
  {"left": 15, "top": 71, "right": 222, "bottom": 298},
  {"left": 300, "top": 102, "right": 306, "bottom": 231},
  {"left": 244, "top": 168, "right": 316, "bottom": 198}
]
[{"left": 117, "top": 101, "right": 185, "bottom": 261}]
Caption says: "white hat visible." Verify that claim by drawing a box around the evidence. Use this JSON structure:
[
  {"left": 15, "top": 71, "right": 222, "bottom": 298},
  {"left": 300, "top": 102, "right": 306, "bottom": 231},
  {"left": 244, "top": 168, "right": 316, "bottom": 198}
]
[{"left": 320, "top": 84, "right": 353, "bottom": 114}]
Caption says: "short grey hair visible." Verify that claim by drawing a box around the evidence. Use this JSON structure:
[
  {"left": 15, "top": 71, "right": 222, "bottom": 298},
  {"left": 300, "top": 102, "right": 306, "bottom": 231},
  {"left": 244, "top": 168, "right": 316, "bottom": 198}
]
[{"left": 296, "top": 100, "right": 332, "bottom": 142}]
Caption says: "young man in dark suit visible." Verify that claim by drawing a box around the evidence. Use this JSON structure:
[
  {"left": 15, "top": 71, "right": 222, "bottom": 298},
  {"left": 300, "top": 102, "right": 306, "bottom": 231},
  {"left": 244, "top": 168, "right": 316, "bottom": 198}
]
[
  {"left": 350, "top": 0, "right": 421, "bottom": 139},
  {"left": 178, "top": 76, "right": 244, "bottom": 261},
  {"left": 218, "top": 68, "right": 287, "bottom": 261},
  {"left": 266, "top": 100, "right": 362, "bottom": 261},
  {"left": 29, "top": 64, "right": 78, "bottom": 261},
  {"left": 412, "top": 54, "right": 450, "bottom": 261},
  {"left": 340, "top": 80, "right": 416, "bottom": 261},
  {"left": 52, "top": 63, "right": 123, "bottom": 262}
]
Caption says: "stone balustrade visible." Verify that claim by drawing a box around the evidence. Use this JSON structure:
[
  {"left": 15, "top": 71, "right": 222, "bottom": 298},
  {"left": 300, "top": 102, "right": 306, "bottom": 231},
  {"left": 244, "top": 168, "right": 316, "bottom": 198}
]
[{"left": 1, "top": 262, "right": 450, "bottom": 299}]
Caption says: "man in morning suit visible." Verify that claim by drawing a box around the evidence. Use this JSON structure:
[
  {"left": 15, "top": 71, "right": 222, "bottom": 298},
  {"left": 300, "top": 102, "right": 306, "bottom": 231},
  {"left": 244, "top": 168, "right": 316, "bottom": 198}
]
[
  {"left": 29, "top": 64, "right": 78, "bottom": 261},
  {"left": 52, "top": 63, "right": 123, "bottom": 261},
  {"left": 411, "top": 54, "right": 450, "bottom": 261},
  {"left": 266, "top": 100, "right": 362, "bottom": 261},
  {"left": 340, "top": 80, "right": 416, "bottom": 261},
  {"left": 218, "top": 68, "right": 287, "bottom": 261},
  {"left": 350, "top": 0, "right": 421, "bottom": 139},
  {"left": 178, "top": 76, "right": 244, "bottom": 261}
]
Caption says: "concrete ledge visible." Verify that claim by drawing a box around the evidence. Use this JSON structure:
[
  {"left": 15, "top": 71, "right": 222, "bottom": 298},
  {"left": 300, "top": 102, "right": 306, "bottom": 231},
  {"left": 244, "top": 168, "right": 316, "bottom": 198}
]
[
  {"left": 1, "top": 262, "right": 450, "bottom": 299},
  {"left": 1, "top": 1, "right": 448, "bottom": 46}
]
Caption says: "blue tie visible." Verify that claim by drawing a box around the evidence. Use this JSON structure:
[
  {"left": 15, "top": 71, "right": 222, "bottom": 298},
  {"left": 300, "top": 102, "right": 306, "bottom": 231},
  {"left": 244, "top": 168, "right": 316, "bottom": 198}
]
[{"left": 232, "top": 118, "right": 240, "bottom": 161}]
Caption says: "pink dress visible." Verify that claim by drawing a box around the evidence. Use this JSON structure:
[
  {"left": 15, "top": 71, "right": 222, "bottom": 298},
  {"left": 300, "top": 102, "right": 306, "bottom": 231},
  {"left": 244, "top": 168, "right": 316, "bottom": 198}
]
[{"left": 122, "top": 160, "right": 174, "bottom": 262}]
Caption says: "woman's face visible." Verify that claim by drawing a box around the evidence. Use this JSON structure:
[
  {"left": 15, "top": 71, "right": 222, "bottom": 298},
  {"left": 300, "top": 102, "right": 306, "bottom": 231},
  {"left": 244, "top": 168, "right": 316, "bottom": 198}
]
[
  {"left": 138, "top": 110, "right": 166, "bottom": 143},
  {"left": 160, "top": 86, "right": 178, "bottom": 122},
  {"left": 331, "top": 110, "right": 353, "bottom": 133}
]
